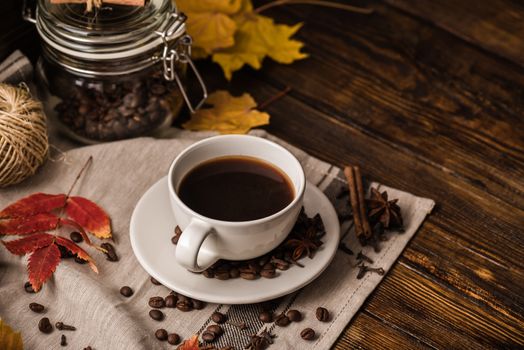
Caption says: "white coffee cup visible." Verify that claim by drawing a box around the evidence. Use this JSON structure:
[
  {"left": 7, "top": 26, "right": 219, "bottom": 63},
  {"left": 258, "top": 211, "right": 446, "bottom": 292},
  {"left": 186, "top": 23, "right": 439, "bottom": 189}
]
[{"left": 168, "top": 135, "right": 306, "bottom": 272}]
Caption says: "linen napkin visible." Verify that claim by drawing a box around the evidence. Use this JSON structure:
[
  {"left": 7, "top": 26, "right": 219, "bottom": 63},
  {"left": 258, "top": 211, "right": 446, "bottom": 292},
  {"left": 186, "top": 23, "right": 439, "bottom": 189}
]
[{"left": 0, "top": 131, "right": 434, "bottom": 350}]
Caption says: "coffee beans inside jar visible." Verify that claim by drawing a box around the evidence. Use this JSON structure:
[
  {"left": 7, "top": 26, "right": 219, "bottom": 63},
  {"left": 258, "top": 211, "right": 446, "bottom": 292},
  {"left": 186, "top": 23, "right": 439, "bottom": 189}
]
[{"left": 53, "top": 71, "right": 183, "bottom": 142}]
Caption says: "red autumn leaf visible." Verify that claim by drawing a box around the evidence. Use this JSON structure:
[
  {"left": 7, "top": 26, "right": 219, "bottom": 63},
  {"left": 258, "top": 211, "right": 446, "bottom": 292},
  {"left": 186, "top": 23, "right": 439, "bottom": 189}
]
[
  {"left": 177, "top": 335, "right": 199, "bottom": 350},
  {"left": 0, "top": 193, "right": 66, "bottom": 219},
  {"left": 55, "top": 236, "right": 98, "bottom": 274},
  {"left": 28, "top": 243, "right": 61, "bottom": 292},
  {"left": 2, "top": 233, "right": 55, "bottom": 256},
  {"left": 66, "top": 196, "right": 112, "bottom": 239},
  {"left": 0, "top": 213, "right": 60, "bottom": 236}
]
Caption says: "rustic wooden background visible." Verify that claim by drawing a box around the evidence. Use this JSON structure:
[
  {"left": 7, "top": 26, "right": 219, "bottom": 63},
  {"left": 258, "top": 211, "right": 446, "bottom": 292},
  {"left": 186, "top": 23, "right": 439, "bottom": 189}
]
[{"left": 1, "top": 0, "right": 523, "bottom": 349}]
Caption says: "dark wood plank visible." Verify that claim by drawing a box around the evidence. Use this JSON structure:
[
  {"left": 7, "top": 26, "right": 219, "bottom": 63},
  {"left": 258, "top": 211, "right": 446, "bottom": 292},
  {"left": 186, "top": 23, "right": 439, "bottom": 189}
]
[
  {"left": 335, "top": 311, "right": 435, "bottom": 349},
  {"left": 255, "top": 2, "right": 524, "bottom": 211},
  {"left": 365, "top": 264, "right": 524, "bottom": 349},
  {"left": 385, "top": 0, "right": 524, "bottom": 67}
]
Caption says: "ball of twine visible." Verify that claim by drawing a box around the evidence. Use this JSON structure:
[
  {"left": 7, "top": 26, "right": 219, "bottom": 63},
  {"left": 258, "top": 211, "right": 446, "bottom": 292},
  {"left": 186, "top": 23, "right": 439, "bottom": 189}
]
[{"left": 0, "top": 83, "right": 48, "bottom": 188}]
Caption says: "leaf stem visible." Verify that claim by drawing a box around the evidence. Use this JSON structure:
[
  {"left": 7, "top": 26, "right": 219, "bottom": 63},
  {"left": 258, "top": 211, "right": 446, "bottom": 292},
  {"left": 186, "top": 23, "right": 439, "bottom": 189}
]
[
  {"left": 66, "top": 156, "right": 93, "bottom": 199},
  {"left": 255, "top": 0, "right": 374, "bottom": 14},
  {"left": 258, "top": 86, "right": 292, "bottom": 111}
]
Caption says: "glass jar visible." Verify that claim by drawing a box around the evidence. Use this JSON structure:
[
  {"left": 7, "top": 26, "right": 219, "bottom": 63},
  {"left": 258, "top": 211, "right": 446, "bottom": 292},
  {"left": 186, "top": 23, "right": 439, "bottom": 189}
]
[{"left": 26, "top": 0, "right": 206, "bottom": 143}]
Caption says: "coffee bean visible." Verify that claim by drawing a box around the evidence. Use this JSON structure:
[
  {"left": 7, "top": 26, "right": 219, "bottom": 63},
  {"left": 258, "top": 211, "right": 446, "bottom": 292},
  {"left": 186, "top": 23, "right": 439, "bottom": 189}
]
[
  {"left": 150, "top": 276, "right": 161, "bottom": 285},
  {"left": 274, "top": 313, "right": 291, "bottom": 327},
  {"left": 75, "top": 256, "right": 87, "bottom": 264},
  {"left": 70, "top": 231, "right": 83, "bottom": 243},
  {"left": 60, "top": 334, "right": 67, "bottom": 346},
  {"left": 229, "top": 267, "right": 240, "bottom": 278},
  {"left": 211, "top": 311, "right": 227, "bottom": 324},
  {"left": 202, "top": 331, "right": 216, "bottom": 342},
  {"left": 165, "top": 294, "right": 177, "bottom": 308},
  {"left": 259, "top": 311, "right": 273, "bottom": 323},
  {"left": 215, "top": 269, "right": 230, "bottom": 280},
  {"left": 300, "top": 328, "right": 315, "bottom": 340},
  {"left": 120, "top": 286, "right": 133, "bottom": 297},
  {"left": 59, "top": 245, "right": 74, "bottom": 259},
  {"left": 83, "top": 347, "right": 92, "bottom": 350},
  {"left": 155, "top": 328, "right": 168, "bottom": 341},
  {"left": 206, "top": 325, "right": 223, "bottom": 336},
  {"left": 176, "top": 299, "right": 192, "bottom": 312},
  {"left": 101, "top": 243, "right": 118, "bottom": 261},
  {"left": 175, "top": 226, "right": 182, "bottom": 235},
  {"left": 29, "top": 302, "right": 45, "bottom": 313},
  {"left": 171, "top": 235, "right": 180, "bottom": 245},
  {"left": 191, "top": 299, "right": 205, "bottom": 310},
  {"left": 286, "top": 309, "right": 302, "bottom": 322},
  {"left": 202, "top": 270, "right": 215, "bottom": 278},
  {"left": 149, "top": 309, "right": 164, "bottom": 321},
  {"left": 260, "top": 268, "right": 276, "bottom": 279},
  {"left": 239, "top": 272, "right": 257, "bottom": 280},
  {"left": 24, "top": 281, "right": 36, "bottom": 293},
  {"left": 315, "top": 307, "right": 330, "bottom": 322},
  {"left": 38, "top": 317, "right": 53, "bottom": 333},
  {"left": 149, "top": 296, "right": 165, "bottom": 308},
  {"left": 167, "top": 333, "right": 181, "bottom": 345}
]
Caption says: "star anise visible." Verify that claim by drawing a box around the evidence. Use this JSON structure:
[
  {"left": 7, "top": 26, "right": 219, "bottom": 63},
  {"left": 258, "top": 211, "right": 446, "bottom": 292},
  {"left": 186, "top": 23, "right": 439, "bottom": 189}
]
[
  {"left": 366, "top": 188, "right": 403, "bottom": 229},
  {"left": 286, "top": 224, "right": 324, "bottom": 261}
]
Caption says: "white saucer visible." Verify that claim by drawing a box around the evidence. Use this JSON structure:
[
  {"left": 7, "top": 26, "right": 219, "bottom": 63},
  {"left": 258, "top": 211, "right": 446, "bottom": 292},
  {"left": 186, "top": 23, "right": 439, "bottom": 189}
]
[{"left": 130, "top": 177, "right": 340, "bottom": 304}]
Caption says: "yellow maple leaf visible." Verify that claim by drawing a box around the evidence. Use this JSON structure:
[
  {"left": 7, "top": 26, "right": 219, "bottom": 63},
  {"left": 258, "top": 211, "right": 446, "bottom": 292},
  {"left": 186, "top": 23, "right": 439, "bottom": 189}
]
[
  {"left": 183, "top": 90, "right": 269, "bottom": 134},
  {"left": 212, "top": 14, "right": 307, "bottom": 80},
  {"left": 0, "top": 319, "right": 23, "bottom": 350},
  {"left": 176, "top": 0, "right": 242, "bottom": 54}
]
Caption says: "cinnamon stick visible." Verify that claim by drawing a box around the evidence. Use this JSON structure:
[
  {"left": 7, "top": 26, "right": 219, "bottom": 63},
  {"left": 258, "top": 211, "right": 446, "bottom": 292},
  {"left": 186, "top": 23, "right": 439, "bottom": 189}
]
[
  {"left": 354, "top": 166, "right": 372, "bottom": 240},
  {"left": 344, "top": 166, "right": 363, "bottom": 239}
]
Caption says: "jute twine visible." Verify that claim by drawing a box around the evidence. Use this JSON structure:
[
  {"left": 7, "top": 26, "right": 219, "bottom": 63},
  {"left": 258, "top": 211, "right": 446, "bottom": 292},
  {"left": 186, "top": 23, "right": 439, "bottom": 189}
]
[{"left": 0, "top": 83, "right": 48, "bottom": 188}]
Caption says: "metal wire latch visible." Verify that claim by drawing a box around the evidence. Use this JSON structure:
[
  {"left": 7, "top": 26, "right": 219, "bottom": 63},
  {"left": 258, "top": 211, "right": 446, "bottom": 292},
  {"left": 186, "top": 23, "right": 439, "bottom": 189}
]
[{"left": 157, "top": 12, "right": 207, "bottom": 113}]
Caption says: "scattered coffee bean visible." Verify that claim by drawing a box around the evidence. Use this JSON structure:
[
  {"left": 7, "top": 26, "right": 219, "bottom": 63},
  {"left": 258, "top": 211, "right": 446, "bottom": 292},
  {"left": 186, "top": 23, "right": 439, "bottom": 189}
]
[
  {"left": 176, "top": 299, "right": 192, "bottom": 312},
  {"left": 171, "top": 235, "right": 180, "bottom": 245},
  {"left": 38, "top": 317, "right": 53, "bottom": 333},
  {"left": 167, "top": 333, "right": 181, "bottom": 345},
  {"left": 229, "top": 267, "right": 240, "bottom": 278},
  {"left": 120, "top": 286, "right": 133, "bottom": 297},
  {"left": 149, "top": 296, "right": 165, "bottom": 308},
  {"left": 149, "top": 309, "right": 164, "bottom": 321},
  {"left": 83, "top": 347, "right": 92, "bottom": 350},
  {"left": 192, "top": 299, "right": 205, "bottom": 310},
  {"left": 206, "top": 325, "right": 224, "bottom": 336},
  {"left": 150, "top": 276, "right": 161, "bottom": 285},
  {"left": 101, "top": 243, "right": 118, "bottom": 261},
  {"left": 55, "top": 322, "right": 76, "bottom": 331},
  {"left": 259, "top": 311, "right": 273, "bottom": 323},
  {"left": 172, "top": 226, "right": 182, "bottom": 245},
  {"left": 227, "top": 320, "right": 248, "bottom": 330},
  {"left": 70, "top": 231, "right": 83, "bottom": 243},
  {"left": 300, "top": 328, "right": 315, "bottom": 340},
  {"left": 59, "top": 245, "right": 74, "bottom": 259},
  {"left": 286, "top": 309, "right": 302, "bottom": 322},
  {"left": 215, "top": 269, "right": 230, "bottom": 280},
  {"left": 29, "top": 302, "right": 45, "bottom": 313},
  {"left": 202, "top": 331, "right": 216, "bottom": 342},
  {"left": 60, "top": 334, "right": 67, "bottom": 346},
  {"left": 260, "top": 263, "right": 276, "bottom": 279},
  {"left": 74, "top": 256, "right": 87, "bottom": 264},
  {"left": 315, "top": 307, "right": 330, "bottom": 322},
  {"left": 202, "top": 270, "right": 215, "bottom": 278},
  {"left": 274, "top": 313, "right": 291, "bottom": 327},
  {"left": 239, "top": 271, "right": 257, "bottom": 280},
  {"left": 211, "top": 311, "right": 227, "bottom": 324},
  {"left": 165, "top": 294, "right": 177, "bottom": 308},
  {"left": 155, "top": 328, "right": 168, "bottom": 341},
  {"left": 24, "top": 281, "right": 36, "bottom": 293}
]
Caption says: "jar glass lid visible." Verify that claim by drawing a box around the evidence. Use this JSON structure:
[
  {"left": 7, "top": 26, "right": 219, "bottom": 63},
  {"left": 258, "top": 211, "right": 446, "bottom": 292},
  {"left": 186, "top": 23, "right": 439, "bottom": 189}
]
[{"left": 37, "top": 0, "right": 182, "bottom": 58}]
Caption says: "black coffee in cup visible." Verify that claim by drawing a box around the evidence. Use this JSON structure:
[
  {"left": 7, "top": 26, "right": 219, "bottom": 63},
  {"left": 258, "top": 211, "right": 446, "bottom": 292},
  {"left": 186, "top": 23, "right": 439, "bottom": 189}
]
[{"left": 178, "top": 156, "right": 294, "bottom": 221}]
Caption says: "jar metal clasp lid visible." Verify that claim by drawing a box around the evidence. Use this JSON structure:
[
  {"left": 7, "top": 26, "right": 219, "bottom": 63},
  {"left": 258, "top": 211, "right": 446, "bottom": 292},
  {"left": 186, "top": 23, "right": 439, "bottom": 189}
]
[{"left": 156, "top": 12, "right": 208, "bottom": 113}]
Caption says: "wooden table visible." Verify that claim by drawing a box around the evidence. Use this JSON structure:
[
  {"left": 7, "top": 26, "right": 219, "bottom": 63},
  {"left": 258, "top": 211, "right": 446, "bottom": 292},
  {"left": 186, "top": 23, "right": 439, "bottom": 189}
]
[{"left": 1, "top": 1, "right": 523, "bottom": 348}]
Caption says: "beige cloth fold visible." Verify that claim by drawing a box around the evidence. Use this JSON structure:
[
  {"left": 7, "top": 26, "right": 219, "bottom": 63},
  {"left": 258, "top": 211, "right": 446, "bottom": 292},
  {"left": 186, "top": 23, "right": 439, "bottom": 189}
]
[{"left": 0, "top": 130, "right": 434, "bottom": 349}]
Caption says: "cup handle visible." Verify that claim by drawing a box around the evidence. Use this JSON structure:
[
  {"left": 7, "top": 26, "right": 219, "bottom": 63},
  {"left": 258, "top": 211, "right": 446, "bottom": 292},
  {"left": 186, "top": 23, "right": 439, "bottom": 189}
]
[{"left": 175, "top": 219, "right": 217, "bottom": 272}]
